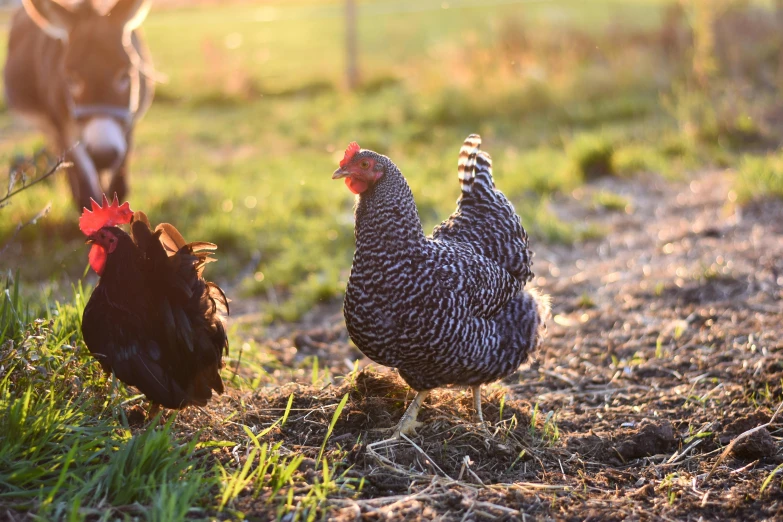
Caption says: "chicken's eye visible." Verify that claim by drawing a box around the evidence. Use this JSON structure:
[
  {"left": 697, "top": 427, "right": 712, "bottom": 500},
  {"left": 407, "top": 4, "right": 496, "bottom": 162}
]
[{"left": 360, "top": 160, "right": 370, "bottom": 169}]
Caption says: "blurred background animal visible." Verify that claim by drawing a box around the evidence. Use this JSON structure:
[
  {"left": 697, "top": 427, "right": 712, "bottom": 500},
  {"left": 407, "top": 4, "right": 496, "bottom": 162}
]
[
  {"left": 333, "top": 135, "right": 549, "bottom": 437},
  {"left": 4, "top": 0, "right": 155, "bottom": 210},
  {"left": 80, "top": 195, "right": 229, "bottom": 411}
]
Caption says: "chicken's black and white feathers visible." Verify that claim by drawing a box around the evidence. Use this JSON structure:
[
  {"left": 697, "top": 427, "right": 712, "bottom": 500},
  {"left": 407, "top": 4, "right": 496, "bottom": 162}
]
[
  {"left": 432, "top": 134, "right": 534, "bottom": 284},
  {"left": 342, "top": 135, "right": 547, "bottom": 392}
]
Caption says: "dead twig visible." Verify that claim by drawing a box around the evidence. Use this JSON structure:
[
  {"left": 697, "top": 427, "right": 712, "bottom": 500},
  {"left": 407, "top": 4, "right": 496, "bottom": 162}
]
[
  {"left": 704, "top": 400, "right": 783, "bottom": 482},
  {"left": 400, "top": 433, "right": 454, "bottom": 480},
  {"left": 473, "top": 501, "right": 520, "bottom": 515},
  {"left": 0, "top": 158, "right": 69, "bottom": 209},
  {"left": 0, "top": 158, "right": 70, "bottom": 257},
  {"left": 659, "top": 422, "right": 713, "bottom": 468},
  {"left": 540, "top": 369, "right": 578, "bottom": 389},
  {"left": 489, "top": 482, "right": 570, "bottom": 492},
  {"left": 459, "top": 455, "right": 485, "bottom": 486}
]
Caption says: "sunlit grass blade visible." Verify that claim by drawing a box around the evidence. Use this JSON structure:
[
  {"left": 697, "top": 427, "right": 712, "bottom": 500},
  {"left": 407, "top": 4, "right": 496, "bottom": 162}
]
[
  {"left": 760, "top": 463, "right": 783, "bottom": 494},
  {"left": 317, "top": 393, "right": 349, "bottom": 466},
  {"left": 281, "top": 392, "right": 294, "bottom": 427}
]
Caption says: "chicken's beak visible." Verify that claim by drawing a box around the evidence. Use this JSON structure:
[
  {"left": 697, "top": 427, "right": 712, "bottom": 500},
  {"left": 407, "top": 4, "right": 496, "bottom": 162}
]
[
  {"left": 85, "top": 233, "right": 97, "bottom": 245},
  {"left": 332, "top": 167, "right": 349, "bottom": 180}
]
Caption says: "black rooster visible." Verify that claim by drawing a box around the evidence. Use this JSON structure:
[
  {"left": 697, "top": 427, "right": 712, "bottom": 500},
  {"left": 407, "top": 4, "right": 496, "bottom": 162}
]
[{"left": 80, "top": 195, "right": 229, "bottom": 409}]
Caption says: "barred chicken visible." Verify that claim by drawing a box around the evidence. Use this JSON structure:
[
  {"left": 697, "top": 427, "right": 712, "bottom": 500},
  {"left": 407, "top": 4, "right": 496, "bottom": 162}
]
[
  {"left": 333, "top": 135, "right": 548, "bottom": 437},
  {"left": 80, "top": 194, "right": 229, "bottom": 410}
]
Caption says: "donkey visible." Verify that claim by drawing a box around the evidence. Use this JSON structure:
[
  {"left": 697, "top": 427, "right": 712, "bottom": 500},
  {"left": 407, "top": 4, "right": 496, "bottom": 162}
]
[{"left": 4, "top": 0, "right": 155, "bottom": 210}]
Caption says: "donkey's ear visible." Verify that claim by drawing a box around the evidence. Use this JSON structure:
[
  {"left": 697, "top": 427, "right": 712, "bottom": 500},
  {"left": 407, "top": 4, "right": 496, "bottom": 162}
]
[
  {"left": 108, "top": 0, "right": 151, "bottom": 32},
  {"left": 21, "top": 0, "right": 76, "bottom": 41}
]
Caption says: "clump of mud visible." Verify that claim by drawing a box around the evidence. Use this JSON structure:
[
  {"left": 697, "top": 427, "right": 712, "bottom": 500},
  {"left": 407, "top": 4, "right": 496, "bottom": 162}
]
[
  {"left": 615, "top": 420, "right": 677, "bottom": 460},
  {"left": 567, "top": 420, "right": 678, "bottom": 465},
  {"left": 720, "top": 412, "right": 777, "bottom": 460}
]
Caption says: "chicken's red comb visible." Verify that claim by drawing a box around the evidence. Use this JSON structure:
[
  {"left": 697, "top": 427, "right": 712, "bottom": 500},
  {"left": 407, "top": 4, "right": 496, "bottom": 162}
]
[
  {"left": 340, "top": 142, "right": 361, "bottom": 168},
  {"left": 79, "top": 193, "right": 133, "bottom": 236}
]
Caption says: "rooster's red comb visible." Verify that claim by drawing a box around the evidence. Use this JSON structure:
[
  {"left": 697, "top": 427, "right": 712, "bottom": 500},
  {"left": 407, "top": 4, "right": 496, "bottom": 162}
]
[
  {"left": 79, "top": 193, "right": 133, "bottom": 236},
  {"left": 340, "top": 142, "right": 361, "bottom": 168}
]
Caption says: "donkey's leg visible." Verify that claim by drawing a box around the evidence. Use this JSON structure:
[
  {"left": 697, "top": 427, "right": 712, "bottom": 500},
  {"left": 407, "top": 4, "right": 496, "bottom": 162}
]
[
  {"left": 65, "top": 144, "right": 102, "bottom": 211},
  {"left": 107, "top": 134, "right": 132, "bottom": 202}
]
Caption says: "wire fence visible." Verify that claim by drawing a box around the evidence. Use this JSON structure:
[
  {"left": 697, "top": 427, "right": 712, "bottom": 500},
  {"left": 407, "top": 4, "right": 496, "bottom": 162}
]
[{"left": 249, "top": 0, "right": 551, "bottom": 22}]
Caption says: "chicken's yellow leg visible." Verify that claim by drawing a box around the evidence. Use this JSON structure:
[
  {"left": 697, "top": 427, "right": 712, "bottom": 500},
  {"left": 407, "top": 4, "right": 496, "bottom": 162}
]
[
  {"left": 394, "top": 390, "right": 431, "bottom": 438},
  {"left": 472, "top": 385, "right": 484, "bottom": 424}
]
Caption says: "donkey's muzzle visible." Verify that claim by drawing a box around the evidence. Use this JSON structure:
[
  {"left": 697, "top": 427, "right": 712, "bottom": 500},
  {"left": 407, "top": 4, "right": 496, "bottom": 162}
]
[
  {"left": 87, "top": 145, "right": 121, "bottom": 170},
  {"left": 82, "top": 117, "right": 128, "bottom": 171}
]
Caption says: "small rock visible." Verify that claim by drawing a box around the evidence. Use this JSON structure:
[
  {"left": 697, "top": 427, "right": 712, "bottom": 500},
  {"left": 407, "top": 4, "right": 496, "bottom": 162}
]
[
  {"left": 299, "top": 457, "right": 318, "bottom": 470},
  {"left": 731, "top": 427, "right": 776, "bottom": 459},
  {"left": 616, "top": 419, "right": 676, "bottom": 460}
]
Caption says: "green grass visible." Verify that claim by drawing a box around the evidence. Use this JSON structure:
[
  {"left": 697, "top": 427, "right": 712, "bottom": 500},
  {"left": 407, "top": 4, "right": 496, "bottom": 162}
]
[
  {"left": 563, "top": 133, "right": 616, "bottom": 181},
  {"left": 735, "top": 153, "right": 783, "bottom": 204},
  {"left": 0, "top": 280, "right": 212, "bottom": 519},
  {"left": 592, "top": 190, "right": 631, "bottom": 212},
  {"left": 0, "top": 276, "right": 361, "bottom": 519},
  {"left": 0, "top": 0, "right": 701, "bottom": 317}
]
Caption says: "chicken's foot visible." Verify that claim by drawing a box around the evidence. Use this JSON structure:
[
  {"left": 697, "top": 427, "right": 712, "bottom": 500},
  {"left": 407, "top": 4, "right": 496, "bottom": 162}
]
[
  {"left": 393, "top": 389, "right": 431, "bottom": 438},
  {"left": 143, "top": 403, "right": 166, "bottom": 428},
  {"left": 148, "top": 402, "right": 162, "bottom": 419}
]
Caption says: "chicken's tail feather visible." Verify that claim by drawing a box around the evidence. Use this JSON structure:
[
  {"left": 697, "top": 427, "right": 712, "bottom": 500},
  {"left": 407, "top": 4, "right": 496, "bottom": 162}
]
[
  {"left": 457, "top": 134, "right": 495, "bottom": 196},
  {"left": 457, "top": 134, "right": 480, "bottom": 193}
]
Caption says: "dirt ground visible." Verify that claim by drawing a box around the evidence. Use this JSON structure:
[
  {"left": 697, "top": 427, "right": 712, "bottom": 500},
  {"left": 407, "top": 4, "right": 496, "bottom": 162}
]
[{"left": 174, "top": 169, "right": 783, "bottom": 520}]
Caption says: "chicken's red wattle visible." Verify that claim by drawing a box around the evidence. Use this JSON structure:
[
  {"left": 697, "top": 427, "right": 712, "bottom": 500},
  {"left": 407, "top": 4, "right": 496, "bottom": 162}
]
[{"left": 345, "top": 177, "right": 368, "bottom": 194}]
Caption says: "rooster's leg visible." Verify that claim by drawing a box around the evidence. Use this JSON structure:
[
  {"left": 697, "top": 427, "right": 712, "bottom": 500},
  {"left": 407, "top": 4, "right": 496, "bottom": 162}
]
[
  {"left": 147, "top": 402, "right": 163, "bottom": 425},
  {"left": 393, "top": 390, "right": 431, "bottom": 438},
  {"left": 472, "top": 385, "right": 484, "bottom": 424}
]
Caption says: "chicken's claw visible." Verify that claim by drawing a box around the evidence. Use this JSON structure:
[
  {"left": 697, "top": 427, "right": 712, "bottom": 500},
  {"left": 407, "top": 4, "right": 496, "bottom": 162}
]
[
  {"left": 393, "top": 418, "right": 424, "bottom": 438},
  {"left": 391, "top": 389, "right": 430, "bottom": 438}
]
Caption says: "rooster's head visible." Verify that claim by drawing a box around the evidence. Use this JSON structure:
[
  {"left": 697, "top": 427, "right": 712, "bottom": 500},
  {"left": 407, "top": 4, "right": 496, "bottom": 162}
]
[
  {"left": 79, "top": 193, "right": 133, "bottom": 275},
  {"left": 332, "top": 142, "right": 387, "bottom": 195}
]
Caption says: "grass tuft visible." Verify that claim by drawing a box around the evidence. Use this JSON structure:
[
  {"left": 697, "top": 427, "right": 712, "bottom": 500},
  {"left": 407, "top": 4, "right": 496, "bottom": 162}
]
[
  {"left": 735, "top": 153, "right": 783, "bottom": 204},
  {"left": 564, "top": 134, "right": 616, "bottom": 182}
]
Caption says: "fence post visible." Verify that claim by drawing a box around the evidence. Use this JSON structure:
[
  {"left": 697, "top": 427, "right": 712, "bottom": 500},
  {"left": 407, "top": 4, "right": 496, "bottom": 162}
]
[
  {"left": 777, "top": 0, "right": 783, "bottom": 90},
  {"left": 345, "top": 0, "right": 359, "bottom": 89}
]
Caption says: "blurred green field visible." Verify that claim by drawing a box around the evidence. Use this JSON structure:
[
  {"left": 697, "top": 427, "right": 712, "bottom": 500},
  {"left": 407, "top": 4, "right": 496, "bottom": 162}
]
[{"left": 0, "top": 0, "right": 778, "bottom": 319}]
